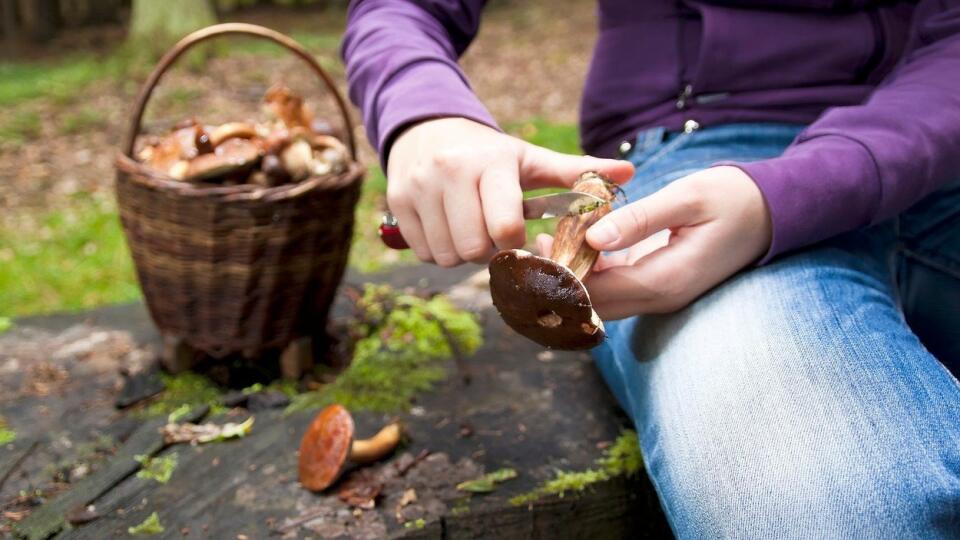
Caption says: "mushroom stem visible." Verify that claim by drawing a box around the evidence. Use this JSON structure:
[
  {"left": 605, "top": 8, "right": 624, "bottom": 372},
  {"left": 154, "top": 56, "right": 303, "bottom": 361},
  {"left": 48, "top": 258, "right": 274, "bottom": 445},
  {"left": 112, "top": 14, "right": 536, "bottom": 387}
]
[
  {"left": 549, "top": 172, "right": 616, "bottom": 280},
  {"left": 348, "top": 422, "right": 402, "bottom": 464}
]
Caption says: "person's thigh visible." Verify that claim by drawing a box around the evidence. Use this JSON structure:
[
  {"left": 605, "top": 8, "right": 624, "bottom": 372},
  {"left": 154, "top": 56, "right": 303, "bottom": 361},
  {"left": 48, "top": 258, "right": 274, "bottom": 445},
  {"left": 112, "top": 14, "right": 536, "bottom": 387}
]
[
  {"left": 594, "top": 229, "right": 960, "bottom": 538},
  {"left": 595, "top": 125, "right": 960, "bottom": 537},
  {"left": 897, "top": 178, "right": 960, "bottom": 371}
]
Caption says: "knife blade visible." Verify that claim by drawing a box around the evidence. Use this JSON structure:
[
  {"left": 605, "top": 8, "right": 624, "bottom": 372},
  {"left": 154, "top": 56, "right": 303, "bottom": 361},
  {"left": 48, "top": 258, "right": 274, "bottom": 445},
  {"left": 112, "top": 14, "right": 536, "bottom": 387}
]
[
  {"left": 520, "top": 191, "right": 608, "bottom": 220},
  {"left": 378, "top": 191, "right": 608, "bottom": 250}
]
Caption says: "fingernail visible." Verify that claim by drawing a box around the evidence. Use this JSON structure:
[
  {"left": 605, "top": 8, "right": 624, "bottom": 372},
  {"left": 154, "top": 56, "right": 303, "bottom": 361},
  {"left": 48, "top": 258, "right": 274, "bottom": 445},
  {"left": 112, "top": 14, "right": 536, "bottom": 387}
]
[{"left": 588, "top": 219, "right": 620, "bottom": 247}]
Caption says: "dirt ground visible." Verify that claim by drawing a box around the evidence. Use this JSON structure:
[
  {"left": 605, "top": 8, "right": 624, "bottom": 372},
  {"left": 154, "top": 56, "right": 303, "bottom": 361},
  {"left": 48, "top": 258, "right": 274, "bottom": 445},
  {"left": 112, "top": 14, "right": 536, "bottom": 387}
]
[{"left": 0, "top": 0, "right": 597, "bottom": 216}]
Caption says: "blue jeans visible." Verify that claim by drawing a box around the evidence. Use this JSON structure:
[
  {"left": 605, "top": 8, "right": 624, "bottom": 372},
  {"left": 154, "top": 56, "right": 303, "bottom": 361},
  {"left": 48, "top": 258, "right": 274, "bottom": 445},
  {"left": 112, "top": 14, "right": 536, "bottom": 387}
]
[{"left": 592, "top": 124, "right": 960, "bottom": 538}]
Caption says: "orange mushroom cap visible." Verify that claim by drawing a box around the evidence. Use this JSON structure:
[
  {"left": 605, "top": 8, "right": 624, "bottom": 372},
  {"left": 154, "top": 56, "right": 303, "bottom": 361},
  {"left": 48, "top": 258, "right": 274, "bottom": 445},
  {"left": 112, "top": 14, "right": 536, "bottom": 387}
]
[{"left": 298, "top": 404, "right": 355, "bottom": 492}]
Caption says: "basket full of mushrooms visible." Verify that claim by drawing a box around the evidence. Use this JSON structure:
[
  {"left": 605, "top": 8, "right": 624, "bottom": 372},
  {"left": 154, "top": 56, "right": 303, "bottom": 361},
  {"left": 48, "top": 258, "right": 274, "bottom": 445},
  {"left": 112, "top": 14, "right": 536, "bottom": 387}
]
[{"left": 114, "top": 24, "right": 363, "bottom": 361}]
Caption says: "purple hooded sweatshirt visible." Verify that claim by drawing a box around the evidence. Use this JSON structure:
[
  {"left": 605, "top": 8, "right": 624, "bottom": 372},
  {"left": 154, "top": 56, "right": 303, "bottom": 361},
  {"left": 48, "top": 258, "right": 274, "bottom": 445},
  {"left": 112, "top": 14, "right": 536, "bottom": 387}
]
[{"left": 341, "top": 0, "right": 960, "bottom": 262}]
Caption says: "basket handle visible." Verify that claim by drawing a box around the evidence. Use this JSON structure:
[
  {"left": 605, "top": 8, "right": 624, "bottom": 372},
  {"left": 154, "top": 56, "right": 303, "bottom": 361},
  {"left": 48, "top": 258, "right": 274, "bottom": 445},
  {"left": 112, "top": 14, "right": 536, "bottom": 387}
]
[{"left": 123, "top": 22, "right": 357, "bottom": 161}]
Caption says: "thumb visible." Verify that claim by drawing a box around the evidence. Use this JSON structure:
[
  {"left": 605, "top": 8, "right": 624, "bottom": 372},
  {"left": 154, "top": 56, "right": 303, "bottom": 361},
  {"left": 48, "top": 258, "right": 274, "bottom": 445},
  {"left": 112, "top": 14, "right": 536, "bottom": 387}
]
[{"left": 517, "top": 141, "right": 634, "bottom": 189}]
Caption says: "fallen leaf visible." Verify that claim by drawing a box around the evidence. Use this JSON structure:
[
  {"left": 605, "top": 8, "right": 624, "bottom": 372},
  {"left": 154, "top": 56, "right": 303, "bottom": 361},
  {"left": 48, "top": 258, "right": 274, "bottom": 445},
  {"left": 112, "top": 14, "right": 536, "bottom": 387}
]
[
  {"left": 66, "top": 505, "right": 100, "bottom": 525},
  {"left": 399, "top": 488, "right": 417, "bottom": 507},
  {"left": 337, "top": 470, "right": 383, "bottom": 509},
  {"left": 161, "top": 417, "right": 254, "bottom": 445},
  {"left": 395, "top": 488, "right": 419, "bottom": 522}
]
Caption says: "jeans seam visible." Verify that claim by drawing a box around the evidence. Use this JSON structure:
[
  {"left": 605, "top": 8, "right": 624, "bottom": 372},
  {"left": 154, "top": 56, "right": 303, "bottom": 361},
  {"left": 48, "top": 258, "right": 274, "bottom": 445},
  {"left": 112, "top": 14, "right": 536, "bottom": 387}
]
[{"left": 900, "top": 248, "right": 960, "bottom": 280}]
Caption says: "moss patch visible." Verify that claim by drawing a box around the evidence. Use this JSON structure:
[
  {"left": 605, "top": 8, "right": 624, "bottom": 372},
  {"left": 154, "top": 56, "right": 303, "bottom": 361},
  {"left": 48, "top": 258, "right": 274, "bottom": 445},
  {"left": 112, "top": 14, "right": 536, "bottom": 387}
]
[
  {"left": 135, "top": 452, "right": 178, "bottom": 484},
  {"left": 0, "top": 417, "right": 15, "bottom": 446},
  {"left": 287, "top": 284, "right": 483, "bottom": 414},
  {"left": 456, "top": 468, "right": 518, "bottom": 493},
  {"left": 128, "top": 511, "right": 164, "bottom": 536},
  {"left": 403, "top": 518, "right": 427, "bottom": 530},
  {"left": 140, "top": 373, "right": 226, "bottom": 418},
  {"left": 509, "top": 430, "right": 642, "bottom": 506}
]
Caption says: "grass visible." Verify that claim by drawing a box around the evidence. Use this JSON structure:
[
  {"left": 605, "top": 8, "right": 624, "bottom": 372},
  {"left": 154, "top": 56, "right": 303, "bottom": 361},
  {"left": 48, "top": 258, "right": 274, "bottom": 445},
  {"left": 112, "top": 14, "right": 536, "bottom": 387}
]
[
  {"left": 0, "top": 110, "right": 41, "bottom": 143},
  {"left": 0, "top": 55, "right": 128, "bottom": 107},
  {"left": 0, "top": 26, "right": 344, "bottom": 111},
  {"left": 58, "top": 108, "right": 109, "bottom": 136},
  {"left": 0, "top": 196, "right": 140, "bottom": 318}
]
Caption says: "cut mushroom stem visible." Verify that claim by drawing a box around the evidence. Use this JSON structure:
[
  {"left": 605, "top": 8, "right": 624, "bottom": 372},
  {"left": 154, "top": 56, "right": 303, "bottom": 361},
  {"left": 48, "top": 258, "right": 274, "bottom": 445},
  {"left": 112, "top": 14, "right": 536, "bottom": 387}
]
[
  {"left": 298, "top": 404, "right": 404, "bottom": 492},
  {"left": 488, "top": 171, "right": 617, "bottom": 350},
  {"left": 547, "top": 172, "right": 615, "bottom": 280},
  {"left": 349, "top": 422, "right": 403, "bottom": 463}
]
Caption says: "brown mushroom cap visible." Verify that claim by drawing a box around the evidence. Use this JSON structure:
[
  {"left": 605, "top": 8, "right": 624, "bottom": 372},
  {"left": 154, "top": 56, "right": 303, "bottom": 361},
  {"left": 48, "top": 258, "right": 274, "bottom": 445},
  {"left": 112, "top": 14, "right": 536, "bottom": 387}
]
[
  {"left": 489, "top": 249, "right": 605, "bottom": 350},
  {"left": 209, "top": 122, "right": 259, "bottom": 147},
  {"left": 180, "top": 138, "right": 262, "bottom": 182},
  {"left": 299, "top": 404, "right": 355, "bottom": 492}
]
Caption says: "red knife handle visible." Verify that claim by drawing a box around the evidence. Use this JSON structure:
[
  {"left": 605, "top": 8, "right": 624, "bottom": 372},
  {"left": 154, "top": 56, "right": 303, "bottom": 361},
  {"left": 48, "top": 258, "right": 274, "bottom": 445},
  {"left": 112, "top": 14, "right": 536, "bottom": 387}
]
[{"left": 378, "top": 212, "right": 410, "bottom": 250}]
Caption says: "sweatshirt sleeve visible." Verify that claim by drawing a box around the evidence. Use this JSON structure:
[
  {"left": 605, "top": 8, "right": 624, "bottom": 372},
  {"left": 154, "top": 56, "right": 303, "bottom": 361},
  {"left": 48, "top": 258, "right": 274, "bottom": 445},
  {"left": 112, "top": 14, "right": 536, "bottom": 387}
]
[
  {"left": 731, "top": 0, "right": 960, "bottom": 263},
  {"left": 341, "top": 0, "right": 497, "bottom": 166}
]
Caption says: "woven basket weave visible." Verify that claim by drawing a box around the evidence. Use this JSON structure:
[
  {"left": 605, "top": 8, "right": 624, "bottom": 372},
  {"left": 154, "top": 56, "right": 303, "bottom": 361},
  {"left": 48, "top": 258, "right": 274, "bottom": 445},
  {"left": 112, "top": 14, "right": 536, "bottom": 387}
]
[{"left": 115, "top": 23, "right": 363, "bottom": 357}]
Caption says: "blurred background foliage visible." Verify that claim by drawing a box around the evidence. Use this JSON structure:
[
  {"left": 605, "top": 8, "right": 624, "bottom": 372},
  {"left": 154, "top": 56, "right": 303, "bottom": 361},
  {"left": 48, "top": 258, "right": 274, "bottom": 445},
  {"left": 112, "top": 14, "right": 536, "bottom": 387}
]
[{"left": 0, "top": 0, "right": 591, "bottom": 320}]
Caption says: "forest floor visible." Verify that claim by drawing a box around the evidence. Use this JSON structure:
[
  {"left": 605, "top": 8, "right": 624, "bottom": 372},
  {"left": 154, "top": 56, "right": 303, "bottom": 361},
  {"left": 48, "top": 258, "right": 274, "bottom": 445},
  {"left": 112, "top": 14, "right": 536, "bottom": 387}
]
[{"left": 0, "top": 0, "right": 597, "bottom": 318}]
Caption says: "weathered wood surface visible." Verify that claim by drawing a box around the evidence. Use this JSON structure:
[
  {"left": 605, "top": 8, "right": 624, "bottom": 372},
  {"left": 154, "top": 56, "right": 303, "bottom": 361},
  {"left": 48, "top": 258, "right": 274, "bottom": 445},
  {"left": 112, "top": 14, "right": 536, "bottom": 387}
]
[
  {"left": 13, "top": 408, "right": 208, "bottom": 540},
  {"left": 1, "top": 265, "right": 671, "bottom": 539}
]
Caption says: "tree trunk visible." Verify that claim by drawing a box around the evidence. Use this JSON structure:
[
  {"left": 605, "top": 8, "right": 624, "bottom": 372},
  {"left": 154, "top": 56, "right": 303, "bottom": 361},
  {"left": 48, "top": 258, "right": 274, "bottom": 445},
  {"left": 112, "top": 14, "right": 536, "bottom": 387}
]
[
  {"left": 60, "top": 0, "right": 122, "bottom": 27},
  {"left": 16, "top": 0, "right": 59, "bottom": 43},
  {"left": 128, "top": 0, "right": 216, "bottom": 52},
  {"left": 1, "top": 0, "right": 18, "bottom": 57}
]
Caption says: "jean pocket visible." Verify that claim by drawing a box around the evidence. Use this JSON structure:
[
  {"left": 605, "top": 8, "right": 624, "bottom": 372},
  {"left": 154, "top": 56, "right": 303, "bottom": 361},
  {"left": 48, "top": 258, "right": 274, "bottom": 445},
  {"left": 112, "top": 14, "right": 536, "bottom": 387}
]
[
  {"left": 898, "top": 180, "right": 960, "bottom": 278},
  {"left": 631, "top": 132, "right": 693, "bottom": 173}
]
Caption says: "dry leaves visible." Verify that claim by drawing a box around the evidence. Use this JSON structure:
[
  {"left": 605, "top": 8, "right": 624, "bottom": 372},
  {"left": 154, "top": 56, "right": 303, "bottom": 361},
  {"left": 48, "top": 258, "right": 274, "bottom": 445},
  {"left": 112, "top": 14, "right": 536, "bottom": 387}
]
[{"left": 161, "top": 417, "right": 254, "bottom": 445}]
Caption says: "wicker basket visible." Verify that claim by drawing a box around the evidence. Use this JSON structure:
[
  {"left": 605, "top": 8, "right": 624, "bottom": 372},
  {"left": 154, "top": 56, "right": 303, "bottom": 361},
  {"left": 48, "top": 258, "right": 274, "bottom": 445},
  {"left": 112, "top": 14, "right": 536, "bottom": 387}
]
[{"left": 115, "top": 23, "right": 363, "bottom": 358}]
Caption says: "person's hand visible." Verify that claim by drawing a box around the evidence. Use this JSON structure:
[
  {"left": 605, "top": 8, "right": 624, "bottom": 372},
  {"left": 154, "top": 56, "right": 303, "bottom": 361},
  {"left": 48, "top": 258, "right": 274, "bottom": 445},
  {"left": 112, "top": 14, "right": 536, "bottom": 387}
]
[
  {"left": 536, "top": 166, "right": 772, "bottom": 318},
  {"left": 386, "top": 117, "right": 635, "bottom": 266}
]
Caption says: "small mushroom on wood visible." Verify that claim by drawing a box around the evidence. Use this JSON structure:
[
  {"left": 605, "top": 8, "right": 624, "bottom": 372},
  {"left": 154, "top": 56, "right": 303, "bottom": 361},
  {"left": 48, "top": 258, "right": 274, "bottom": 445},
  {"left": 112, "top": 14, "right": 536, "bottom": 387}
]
[
  {"left": 488, "top": 171, "right": 616, "bottom": 350},
  {"left": 298, "top": 404, "right": 403, "bottom": 492}
]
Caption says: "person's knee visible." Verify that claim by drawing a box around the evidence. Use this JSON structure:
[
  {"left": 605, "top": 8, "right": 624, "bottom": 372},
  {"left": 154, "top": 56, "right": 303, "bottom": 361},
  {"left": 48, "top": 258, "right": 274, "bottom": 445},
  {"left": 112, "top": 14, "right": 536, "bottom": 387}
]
[
  {"left": 617, "top": 260, "right": 960, "bottom": 537},
  {"left": 655, "top": 431, "right": 960, "bottom": 538}
]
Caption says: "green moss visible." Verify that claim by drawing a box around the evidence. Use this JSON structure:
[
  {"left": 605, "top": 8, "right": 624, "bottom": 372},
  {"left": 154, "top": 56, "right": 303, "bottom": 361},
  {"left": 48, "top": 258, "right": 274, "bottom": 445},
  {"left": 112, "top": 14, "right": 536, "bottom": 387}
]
[
  {"left": 456, "top": 468, "right": 518, "bottom": 493},
  {"left": 0, "top": 317, "right": 10, "bottom": 334},
  {"left": 287, "top": 284, "right": 483, "bottom": 414},
  {"left": 0, "top": 423, "right": 15, "bottom": 446},
  {"left": 135, "top": 452, "right": 178, "bottom": 484},
  {"left": 128, "top": 511, "right": 164, "bottom": 536},
  {"left": 597, "top": 429, "right": 643, "bottom": 477},
  {"left": 403, "top": 518, "right": 427, "bottom": 530},
  {"left": 140, "top": 373, "right": 226, "bottom": 418},
  {"left": 450, "top": 499, "right": 471, "bottom": 516},
  {"left": 509, "top": 430, "right": 642, "bottom": 506},
  {"left": 241, "top": 380, "right": 298, "bottom": 398}
]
